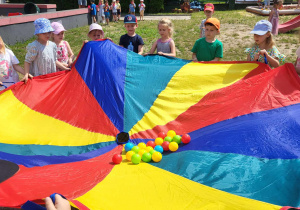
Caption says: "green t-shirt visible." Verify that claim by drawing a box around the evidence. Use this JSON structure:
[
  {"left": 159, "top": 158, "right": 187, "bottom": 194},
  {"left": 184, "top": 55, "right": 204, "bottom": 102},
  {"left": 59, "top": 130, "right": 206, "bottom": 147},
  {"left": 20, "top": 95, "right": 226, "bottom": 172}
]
[{"left": 191, "top": 38, "right": 223, "bottom": 61}]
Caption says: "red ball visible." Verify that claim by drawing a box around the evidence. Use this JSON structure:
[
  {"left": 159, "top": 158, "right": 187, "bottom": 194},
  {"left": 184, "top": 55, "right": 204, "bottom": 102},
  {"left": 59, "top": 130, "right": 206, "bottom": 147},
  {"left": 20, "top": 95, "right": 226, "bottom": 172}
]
[
  {"left": 112, "top": 154, "right": 122, "bottom": 164},
  {"left": 181, "top": 134, "right": 191, "bottom": 144},
  {"left": 158, "top": 131, "right": 167, "bottom": 139},
  {"left": 161, "top": 141, "right": 170, "bottom": 151},
  {"left": 146, "top": 140, "right": 156, "bottom": 148}
]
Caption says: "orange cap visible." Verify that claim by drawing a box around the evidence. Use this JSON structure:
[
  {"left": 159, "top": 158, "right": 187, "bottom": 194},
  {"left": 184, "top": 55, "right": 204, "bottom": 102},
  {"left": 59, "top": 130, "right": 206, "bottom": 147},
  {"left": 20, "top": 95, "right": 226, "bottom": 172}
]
[{"left": 205, "top": 18, "right": 220, "bottom": 30}]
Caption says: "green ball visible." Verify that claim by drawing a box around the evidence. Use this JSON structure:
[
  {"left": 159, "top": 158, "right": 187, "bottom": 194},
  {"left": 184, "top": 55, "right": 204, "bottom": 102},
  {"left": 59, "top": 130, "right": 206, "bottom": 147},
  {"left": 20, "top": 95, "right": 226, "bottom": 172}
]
[
  {"left": 131, "top": 154, "right": 141, "bottom": 164},
  {"left": 131, "top": 146, "right": 140, "bottom": 154},
  {"left": 172, "top": 135, "right": 182, "bottom": 144},
  {"left": 149, "top": 150, "right": 155, "bottom": 155},
  {"left": 142, "top": 152, "right": 152, "bottom": 162},
  {"left": 164, "top": 136, "right": 172, "bottom": 142}
]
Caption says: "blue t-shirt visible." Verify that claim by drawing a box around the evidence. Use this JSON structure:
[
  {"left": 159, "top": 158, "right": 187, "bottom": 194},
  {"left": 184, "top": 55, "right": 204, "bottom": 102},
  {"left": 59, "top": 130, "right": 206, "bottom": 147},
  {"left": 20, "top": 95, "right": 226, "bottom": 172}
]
[
  {"left": 119, "top": 34, "right": 144, "bottom": 53},
  {"left": 129, "top": 3, "right": 136, "bottom": 12},
  {"left": 90, "top": 4, "right": 97, "bottom": 16}
]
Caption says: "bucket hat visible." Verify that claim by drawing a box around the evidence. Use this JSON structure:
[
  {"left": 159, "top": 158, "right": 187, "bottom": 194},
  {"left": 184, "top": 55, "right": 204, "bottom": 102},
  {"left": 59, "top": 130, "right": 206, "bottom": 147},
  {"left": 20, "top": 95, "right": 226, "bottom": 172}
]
[{"left": 34, "top": 18, "right": 54, "bottom": 35}]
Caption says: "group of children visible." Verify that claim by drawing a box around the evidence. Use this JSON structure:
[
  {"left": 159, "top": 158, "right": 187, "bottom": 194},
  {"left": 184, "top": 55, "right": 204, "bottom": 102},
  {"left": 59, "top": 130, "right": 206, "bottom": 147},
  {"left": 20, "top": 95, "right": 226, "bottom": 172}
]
[
  {"left": 2, "top": 2, "right": 299, "bottom": 89},
  {"left": 92, "top": 0, "right": 145, "bottom": 25}
]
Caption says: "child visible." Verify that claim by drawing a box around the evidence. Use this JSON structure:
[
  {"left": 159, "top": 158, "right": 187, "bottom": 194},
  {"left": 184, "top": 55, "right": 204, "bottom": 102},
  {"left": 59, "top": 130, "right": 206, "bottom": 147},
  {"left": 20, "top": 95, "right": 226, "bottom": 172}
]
[
  {"left": 264, "top": 0, "right": 270, "bottom": 10},
  {"left": 192, "top": 18, "right": 223, "bottom": 62},
  {"left": 22, "top": 18, "right": 69, "bottom": 83},
  {"left": 138, "top": 0, "right": 146, "bottom": 21},
  {"left": 90, "top": 0, "right": 97, "bottom": 23},
  {"left": 257, "top": 0, "right": 264, "bottom": 9},
  {"left": 129, "top": 0, "right": 136, "bottom": 15},
  {"left": 111, "top": 0, "right": 118, "bottom": 22},
  {"left": 98, "top": 0, "right": 105, "bottom": 24},
  {"left": 268, "top": 0, "right": 283, "bottom": 35},
  {"left": 119, "top": 14, "right": 144, "bottom": 54},
  {"left": 87, "top": 23, "right": 106, "bottom": 41},
  {"left": 104, "top": 0, "right": 110, "bottom": 25},
  {"left": 116, "top": 0, "right": 121, "bottom": 21},
  {"left": 51, "top": 21, "right": 74, "bottom": 70},
  {"left": 147, "top": 18, "right": 176, "bottom": 57},
  {"left": 199, "top": 3, "right": 214, "bottom": 38},
  {"left": 246, "top": 20, "right": 285, "bottom": 68},
  {"left": 0, "top": 36, "right": 26, "bottom": 90}
]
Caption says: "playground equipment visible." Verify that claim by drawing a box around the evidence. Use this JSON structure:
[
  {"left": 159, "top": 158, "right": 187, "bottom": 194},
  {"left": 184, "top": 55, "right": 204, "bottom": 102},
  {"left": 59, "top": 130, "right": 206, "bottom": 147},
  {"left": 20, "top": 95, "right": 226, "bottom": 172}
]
[{"left": 278, "top": 14, "right": 300, "bottom": 33}]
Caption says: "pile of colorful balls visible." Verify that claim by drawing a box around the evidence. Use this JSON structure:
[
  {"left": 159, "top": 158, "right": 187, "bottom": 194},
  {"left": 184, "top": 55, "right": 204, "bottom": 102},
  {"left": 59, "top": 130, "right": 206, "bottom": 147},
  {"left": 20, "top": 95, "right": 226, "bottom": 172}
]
[{"left": 112, "top": 130, "right": 191, "bottom": 165}]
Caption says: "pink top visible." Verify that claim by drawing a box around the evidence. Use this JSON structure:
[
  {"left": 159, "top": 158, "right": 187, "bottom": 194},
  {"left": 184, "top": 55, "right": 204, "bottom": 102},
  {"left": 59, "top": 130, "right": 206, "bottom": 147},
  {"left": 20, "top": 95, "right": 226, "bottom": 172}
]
[{"left": 56, "top": 41, "right": 69, "bottom": 64}]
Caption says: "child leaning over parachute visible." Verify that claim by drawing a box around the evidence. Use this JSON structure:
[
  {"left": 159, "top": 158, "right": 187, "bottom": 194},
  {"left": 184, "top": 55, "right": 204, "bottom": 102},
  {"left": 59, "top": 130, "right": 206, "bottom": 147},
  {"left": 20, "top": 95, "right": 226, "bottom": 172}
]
[{"left": 245, "top": 20, "right": 285, "bottom": 68}]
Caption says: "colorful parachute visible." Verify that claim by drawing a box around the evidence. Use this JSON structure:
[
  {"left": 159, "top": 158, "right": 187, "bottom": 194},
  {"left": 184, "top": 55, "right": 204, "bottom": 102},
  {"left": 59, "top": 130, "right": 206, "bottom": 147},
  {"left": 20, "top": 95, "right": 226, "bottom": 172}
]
[{"left": 0, "top": 40, "right": 299, "bottom": 209}]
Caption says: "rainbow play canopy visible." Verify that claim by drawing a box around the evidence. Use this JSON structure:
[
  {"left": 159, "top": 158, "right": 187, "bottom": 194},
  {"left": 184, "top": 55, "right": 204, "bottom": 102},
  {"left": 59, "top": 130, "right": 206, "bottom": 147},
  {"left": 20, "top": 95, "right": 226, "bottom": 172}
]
[{"left": 0, "top": 40, "right": 299, "bottom": 210}]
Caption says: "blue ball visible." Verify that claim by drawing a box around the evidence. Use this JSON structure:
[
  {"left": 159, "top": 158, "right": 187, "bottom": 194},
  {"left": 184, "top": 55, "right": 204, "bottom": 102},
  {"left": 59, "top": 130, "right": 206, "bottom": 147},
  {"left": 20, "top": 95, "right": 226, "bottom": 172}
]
[
  {"left": 154, "top": 145, "right": 163, "bottom": 153},
  {"left": 125, "top": 142, "right": 135, "bottom": 152}
]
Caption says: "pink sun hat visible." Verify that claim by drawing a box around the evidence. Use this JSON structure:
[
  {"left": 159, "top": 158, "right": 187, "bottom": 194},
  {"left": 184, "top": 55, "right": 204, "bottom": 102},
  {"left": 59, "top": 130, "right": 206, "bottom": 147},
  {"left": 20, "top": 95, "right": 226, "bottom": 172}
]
[{"left": 51, "top": 21, "right": 66, "bottom": 35}]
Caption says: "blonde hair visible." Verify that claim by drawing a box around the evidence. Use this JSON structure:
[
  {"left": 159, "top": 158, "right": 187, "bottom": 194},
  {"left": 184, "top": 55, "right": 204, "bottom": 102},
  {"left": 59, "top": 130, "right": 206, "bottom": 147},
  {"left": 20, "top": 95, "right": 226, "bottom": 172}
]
[
  {"left": 0, "top": 36, "right": 5, "bottom": 54},
  {"left": 253, "top": 32, "right": 275, "bottom": 49},
  {"left": 158, "top": 18, "right": 174, "bottom": 37}
]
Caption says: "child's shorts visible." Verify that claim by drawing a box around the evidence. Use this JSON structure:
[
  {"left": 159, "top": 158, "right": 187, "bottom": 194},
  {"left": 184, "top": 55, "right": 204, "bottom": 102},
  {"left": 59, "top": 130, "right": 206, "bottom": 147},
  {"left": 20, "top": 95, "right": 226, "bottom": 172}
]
[
  {"left": 78, "top": 0, "right": 87, "bottom": 6},
  {"left": 112, "top": 12, "right": 117, "bottom": 16},
  {"left": 104, "top": 12, "right": 110, "bottom": 18},
  {"left": 117, "top": 9, "right": 121, "bottom": 15},
  {"left": 140, "top": 10, "right": 144, "bottom": 15},
  {"left": 264, "top": 0, "right": 270, "bottom": 6}
]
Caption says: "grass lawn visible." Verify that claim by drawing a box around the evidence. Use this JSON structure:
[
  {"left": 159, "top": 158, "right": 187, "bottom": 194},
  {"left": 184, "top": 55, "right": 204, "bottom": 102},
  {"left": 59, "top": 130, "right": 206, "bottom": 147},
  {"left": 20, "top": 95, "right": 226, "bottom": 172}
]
[{"left": 9, "top": 10, "right": 299, "bottom": 68}]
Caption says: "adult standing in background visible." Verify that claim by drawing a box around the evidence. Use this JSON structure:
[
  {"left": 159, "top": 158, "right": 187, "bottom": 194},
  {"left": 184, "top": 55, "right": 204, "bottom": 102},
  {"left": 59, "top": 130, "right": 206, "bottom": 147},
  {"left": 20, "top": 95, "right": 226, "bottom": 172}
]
[{"left": 78, "top": 0, "right": 87, "bottom": 8}]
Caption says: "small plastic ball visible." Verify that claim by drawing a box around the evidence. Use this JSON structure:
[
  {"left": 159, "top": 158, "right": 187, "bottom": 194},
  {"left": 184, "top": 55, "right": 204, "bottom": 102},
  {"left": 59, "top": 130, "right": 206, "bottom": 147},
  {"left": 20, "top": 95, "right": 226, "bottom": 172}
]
[
  {"left": 161, "top": 141, "right": 170, "bottom": 151},
  {"left": 181, "top": 134, "right": 191, "bottom": 144},
  {"left": 138, "top": 142, "right": 147, "bottom": 149},
  {"left": 155, "top": 137, "right": 164, "bottom": 146},
  {"left": 131, "top": 154, "right": 141, "bottom": 164},
  {"left": 124, "top": 142, "right": 135, "bottom": 152},
  {"left": 146, "top": 141, "right": 156, "bottom": 148},
  {"left": 131, "top": 146, "right": 141, "bottom": 153},
  {"left": 138, "top": 149, "right": 147, "bottom": 157},
  {"left": 172, "top": 135, "right": 182, "bottom": 144},
  {"left": 158, "top": 131, "right": 167, "bottom": 139},
  {"left": 126, "top": 151, "right": 135, "bottom": 161},
  {"left": 164, "top": 136, "right": 172, "bottom": 142},
  {"left": 152, "top": 152, "right": 162, "bottom": 162},
  {"left": 112, "top": 154, "right": 122, "bottom": 164},
  {"left": 169, "top": 142, "right": 179, "bottom": 152},
  {"left": 167, "top": 130, "right": 176, "bottom": 138},
  {"left": 149, "top": 149, "right": 155, "bottom": 155},
  {"left": 145, "top": 146, "right": 154, "bottom": 152},
  {"left": 142, "top": 152, "right": 152, "bottom": 162},
  {"left": 154, "top": 145, "right": 163, "bottom": 153}
]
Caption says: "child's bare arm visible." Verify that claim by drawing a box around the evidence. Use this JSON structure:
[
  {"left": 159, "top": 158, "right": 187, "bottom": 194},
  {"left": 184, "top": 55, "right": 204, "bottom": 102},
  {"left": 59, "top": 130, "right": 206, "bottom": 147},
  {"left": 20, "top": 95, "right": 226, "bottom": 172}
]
[
  {"left": 138, "top": 45, "right": 144, "bottom": 55},
  {"left": 148, "top": 41, "right": 157, "bottom": 54},
  {"left": 158, "top": 40, "right": 176, "bottom": 57},
  {"left": 12, "top": 64, "right": 25, "bottom": 75},
  {"left": 192, "top": 53, "right": 198, "bottom": 61},
  {"left": 20, "top": 62, "right": 33, "bottom": 83}
]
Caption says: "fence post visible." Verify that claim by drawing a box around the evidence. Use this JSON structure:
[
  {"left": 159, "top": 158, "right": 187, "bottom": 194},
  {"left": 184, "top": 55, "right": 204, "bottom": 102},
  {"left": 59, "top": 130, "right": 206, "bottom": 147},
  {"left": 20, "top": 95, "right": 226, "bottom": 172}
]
[{"left": 229, "top": 0, "right": 235, "bottom": 9}]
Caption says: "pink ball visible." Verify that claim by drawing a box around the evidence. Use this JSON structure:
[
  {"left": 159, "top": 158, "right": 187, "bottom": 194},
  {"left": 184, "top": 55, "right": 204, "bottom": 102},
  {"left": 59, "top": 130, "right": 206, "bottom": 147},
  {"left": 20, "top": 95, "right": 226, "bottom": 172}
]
[
  {"left": 161, "top": 141, "right": 170, "bottom": 151},
  {"left": 112, "top": 154, "right": 122, "bottom": 164},
  {"left": 146, "top": 140, "right": 156, "bottom": 148},
  {"left": 181, "top": 134, "right": 191, "bottom": 144},
  {"left": 158, "top": 131, "right": 167, "bottom": 139}
]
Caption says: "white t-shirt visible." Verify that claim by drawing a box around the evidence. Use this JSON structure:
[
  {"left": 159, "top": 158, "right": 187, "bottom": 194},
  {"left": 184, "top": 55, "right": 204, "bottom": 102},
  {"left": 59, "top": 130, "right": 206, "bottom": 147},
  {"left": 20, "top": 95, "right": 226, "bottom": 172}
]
[
  {"left": 0, "top": 48, "right": 20, "bottom": 88},
  {"left": 139, "top": 3, "right": 145, "bottom": 12},
  {"left": 296, "top": 46, "right": 300, "bottom": 68}
]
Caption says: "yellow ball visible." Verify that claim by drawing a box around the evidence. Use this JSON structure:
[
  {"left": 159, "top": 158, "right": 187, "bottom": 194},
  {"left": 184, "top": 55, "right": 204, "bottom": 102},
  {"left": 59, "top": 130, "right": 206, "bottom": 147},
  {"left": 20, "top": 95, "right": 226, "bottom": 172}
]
[
  {"left": 138, "top": 142, "right": 147, "bottom": 149},
  {"left": 169, "top": 142, "right": 179, "bottom": 152},
  {"left": 167, "top": 130, "right": 176, "bottom": 138},
  {"left": 152, "top": 151, "right": 162, "bottom": 162},
  {"left": 138, "top": 149, "right": 147, "bottom": 157},
  {"left": 145, "top": 146, "right": 154, "bottom": 152},
  {"left": 155, "top": 137, "right": 164, "bottom": 145},
  {"left": 126, "top": 151, "right": 135, "bottom": 161}
]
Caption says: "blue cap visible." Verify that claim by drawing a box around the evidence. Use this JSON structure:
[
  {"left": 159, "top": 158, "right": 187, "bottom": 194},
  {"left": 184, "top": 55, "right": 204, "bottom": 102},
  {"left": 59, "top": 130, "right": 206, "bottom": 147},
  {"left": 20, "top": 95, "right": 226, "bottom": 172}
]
[
  {"left": 34, "top": 18, "right": 54, "bottom": 35},
  {"left": 124, "top": 14, "right": 137, "bottom": 24},
  {"left": 250, "top": 20, "right": 272, "bottom": 35}
]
